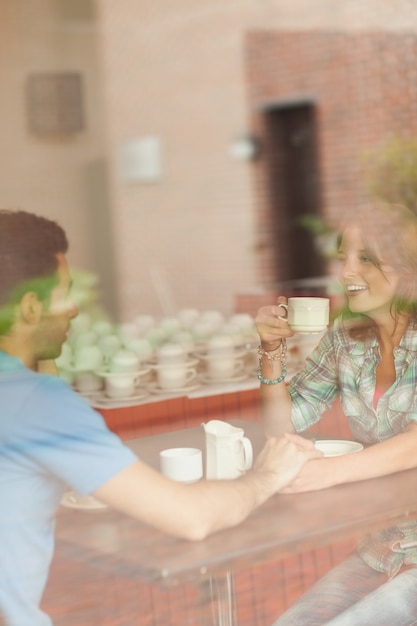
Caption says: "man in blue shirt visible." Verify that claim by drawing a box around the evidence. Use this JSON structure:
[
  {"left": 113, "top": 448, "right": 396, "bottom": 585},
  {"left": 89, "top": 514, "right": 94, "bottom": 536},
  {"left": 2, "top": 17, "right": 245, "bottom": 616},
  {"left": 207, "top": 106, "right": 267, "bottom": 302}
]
[{"left": 0, "top": 210, "right": 319, "bottom": 625}]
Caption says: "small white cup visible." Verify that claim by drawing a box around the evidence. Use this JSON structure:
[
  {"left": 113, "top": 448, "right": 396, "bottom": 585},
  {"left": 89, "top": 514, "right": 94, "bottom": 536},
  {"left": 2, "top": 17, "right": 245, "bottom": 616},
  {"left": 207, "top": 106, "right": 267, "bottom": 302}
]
[
  {"left": 74, "top": 371, "right": 103, "bottom": 393},
  {"left": 124, "top": 338, "right": 154, "bottom": 363},
  {"left": 160, "top": 447, "right": 203, "bottom": 483},
  {"left": 200, "top": 310, "right": 224, "bottom": 331},
  {"left": 110, "top": 349, "right": 140, "bottom": 373},
  {"left": 91, "top": 320, "right": 113, "bottom": 337},
  {"left": 228, "top": 313, "right": 255, "bottom": 333},
  {"left": 192, "top": 321, "right": 216, "bottom": 342},
  {"left": 207, "top": 335, "right": 236, "bottom": 356},
  {"left": 178, "top": 308, "right": 200, "bottom": 329},
  {"left": 206, "top": 356, "right": 245, "bottom": 381},
  {"left": 278, "top": 297, "right": 329, "bottom": 333},
  {"left": 157, "top": 343, "right": 187, "bottom": 364},
  {"left": 170, "top": 330, "right": 195, "bottom": 352},
  {"left": 156, "top": 364, "right": 197, "bottom": 390},
  {"left": 97, "top": 333, "right": 122, "bottom": 359},
  {"left": 134, "top": 314, "right": 156, "bottom": 335},
  {"left": 72, "top": 330, "right": 98, "bottom": 350},
  {"left": 104, "top": 372, "right": 140, "bottom": 399},
  {"left": 145, "top": 327, "right": 167, "bottom": 348},
  {"left": 118, "top": 322, "right": 140, "bottom": 343},
  {"left": 73, "top": 345, "right": 104, "bottom": 372},
  {"left": 159, "top": 316, "right": 181, "bottom": 336}
]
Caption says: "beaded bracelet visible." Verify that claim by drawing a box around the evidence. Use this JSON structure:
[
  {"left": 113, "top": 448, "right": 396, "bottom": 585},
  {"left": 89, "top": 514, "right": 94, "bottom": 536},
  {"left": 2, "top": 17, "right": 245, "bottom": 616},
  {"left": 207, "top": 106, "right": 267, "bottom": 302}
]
[{"left": 257, "top": 340, "right": 287, "bottom": 385}]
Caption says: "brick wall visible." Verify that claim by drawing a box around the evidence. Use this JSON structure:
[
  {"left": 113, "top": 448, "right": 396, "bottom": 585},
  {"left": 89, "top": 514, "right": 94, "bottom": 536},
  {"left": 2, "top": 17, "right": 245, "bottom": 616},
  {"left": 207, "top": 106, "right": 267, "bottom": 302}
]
[{"left": 246, "top": 31, "right": 417, "bottom": 286}]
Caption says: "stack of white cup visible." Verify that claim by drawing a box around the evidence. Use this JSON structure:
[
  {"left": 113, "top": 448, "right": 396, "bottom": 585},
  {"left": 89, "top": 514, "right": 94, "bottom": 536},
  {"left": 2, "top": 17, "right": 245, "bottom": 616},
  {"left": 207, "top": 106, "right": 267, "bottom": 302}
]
[
  {"left": 152, "top": 344, "right": 197, "bottom": 391},
  {"left": 201, "top": 335, "right": 246, "bottom": 382}
]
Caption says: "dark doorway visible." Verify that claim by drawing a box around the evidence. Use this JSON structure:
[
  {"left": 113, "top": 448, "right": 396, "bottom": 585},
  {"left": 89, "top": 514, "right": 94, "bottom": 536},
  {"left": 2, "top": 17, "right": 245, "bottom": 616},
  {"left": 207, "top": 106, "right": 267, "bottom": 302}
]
[{"left": 264, "top": 103, "right": 324, "bottom": 288}]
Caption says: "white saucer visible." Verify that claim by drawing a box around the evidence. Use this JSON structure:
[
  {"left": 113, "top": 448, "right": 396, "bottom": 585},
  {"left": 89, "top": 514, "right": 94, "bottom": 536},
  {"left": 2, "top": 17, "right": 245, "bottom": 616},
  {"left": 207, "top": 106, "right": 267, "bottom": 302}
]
[
  {"left": 75, "top": 388, "right": 102, "bottom": 398},
  {"left": 148, "top": 358, "right": 199, "bottom": 369},
  {"left": 200, "top": 372, "right": 250, "bottom": 385},
  {"left": 95, "top": 367, "right": 150, "bottom": 378},
  {"left": 60, "top": 491, "right": 108, "bottom": 511},
  {"left": 148, "top": 381, "right": 201, "bottom": 395},
  {"left": 314, "top": 439, "right": 364, "bottom": 457},
  {"left": 196, "top": 349, "right": 246, "bottom": 360},
  {"left": 89, "top": 389, "right": 149, "bottom": 405},
  {"left": 293, "top": 327, "right": 328, "bottom": 334}
]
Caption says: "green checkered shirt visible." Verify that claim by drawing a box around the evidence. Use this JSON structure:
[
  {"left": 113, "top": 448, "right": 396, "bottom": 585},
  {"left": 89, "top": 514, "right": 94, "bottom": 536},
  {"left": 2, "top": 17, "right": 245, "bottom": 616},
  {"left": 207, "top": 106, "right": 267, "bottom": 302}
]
[{"left": 289, "top": 317, "right": 417, "bottom": 577}]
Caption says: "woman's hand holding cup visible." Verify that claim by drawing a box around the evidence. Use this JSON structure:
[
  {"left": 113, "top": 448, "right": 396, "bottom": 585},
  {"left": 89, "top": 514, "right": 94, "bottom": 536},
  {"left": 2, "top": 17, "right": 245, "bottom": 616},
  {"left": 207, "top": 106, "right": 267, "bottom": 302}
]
[{"left": 255, "top": 296, "right": 294, "bottom": 352}]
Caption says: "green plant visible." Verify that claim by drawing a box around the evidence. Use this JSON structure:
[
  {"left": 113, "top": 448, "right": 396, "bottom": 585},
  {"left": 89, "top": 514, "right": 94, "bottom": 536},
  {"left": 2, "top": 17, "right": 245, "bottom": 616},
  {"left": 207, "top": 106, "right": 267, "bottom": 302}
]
[{"left": 366, "top": 137, "right": 417, "bottom": 212}]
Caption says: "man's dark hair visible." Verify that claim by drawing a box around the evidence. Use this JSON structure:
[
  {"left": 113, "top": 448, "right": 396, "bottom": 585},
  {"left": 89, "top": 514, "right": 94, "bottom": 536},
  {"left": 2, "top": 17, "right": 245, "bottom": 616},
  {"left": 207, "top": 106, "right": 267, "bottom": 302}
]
[{"left": 0, "top": 210, "right": 68, "bottom": 334}]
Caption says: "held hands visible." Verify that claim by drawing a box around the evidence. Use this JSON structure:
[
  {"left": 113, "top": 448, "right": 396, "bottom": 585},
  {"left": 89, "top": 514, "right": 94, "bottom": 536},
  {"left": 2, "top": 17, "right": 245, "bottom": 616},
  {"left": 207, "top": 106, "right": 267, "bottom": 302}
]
[
  {"left": 255, "top": 296, "right": 294, "bottom": 352},
  {"left": 254, "top": 433, "right": 323, "bottom": 493},
  {"left": 279, "top": 456, "right": 338, "bottom": 493}
]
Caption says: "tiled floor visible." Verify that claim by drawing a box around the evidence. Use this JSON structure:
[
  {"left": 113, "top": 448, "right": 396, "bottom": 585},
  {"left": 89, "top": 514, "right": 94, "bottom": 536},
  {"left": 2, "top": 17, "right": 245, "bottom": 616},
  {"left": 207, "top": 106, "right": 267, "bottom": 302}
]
[{"left": 43, "top": 391, "right": 356, "bottom": 625}]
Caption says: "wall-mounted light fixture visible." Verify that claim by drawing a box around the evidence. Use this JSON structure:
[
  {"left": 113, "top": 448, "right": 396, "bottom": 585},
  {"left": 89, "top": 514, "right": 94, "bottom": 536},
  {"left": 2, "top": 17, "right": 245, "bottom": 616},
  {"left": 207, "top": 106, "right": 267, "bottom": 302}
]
[
  {"left": 26, "top": 72, "right": 84, "bottom": 136},
  {"left": 229, "top": 134, "right": 261, "bottom": 161}
]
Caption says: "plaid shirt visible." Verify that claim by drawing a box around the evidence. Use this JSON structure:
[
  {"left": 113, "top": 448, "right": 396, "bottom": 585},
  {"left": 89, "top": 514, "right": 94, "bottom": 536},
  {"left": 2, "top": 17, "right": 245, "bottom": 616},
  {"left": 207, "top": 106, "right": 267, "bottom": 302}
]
[{"left": 288, "top": 317, "right": 417, "bottom": 577}]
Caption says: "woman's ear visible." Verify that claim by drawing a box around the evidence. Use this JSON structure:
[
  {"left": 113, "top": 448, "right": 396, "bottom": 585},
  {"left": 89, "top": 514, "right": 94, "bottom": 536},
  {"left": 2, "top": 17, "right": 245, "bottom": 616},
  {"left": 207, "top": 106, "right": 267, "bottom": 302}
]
[{"left": 19, "top": 291, "right": 43, "bottom": 324}]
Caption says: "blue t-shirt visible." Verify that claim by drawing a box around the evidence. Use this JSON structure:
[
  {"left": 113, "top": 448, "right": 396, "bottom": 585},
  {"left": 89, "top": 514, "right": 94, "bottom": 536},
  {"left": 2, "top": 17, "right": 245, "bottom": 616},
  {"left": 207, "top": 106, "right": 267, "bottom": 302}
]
[{"left": 0, "top": 352, "right": 137, "bottom": 626}]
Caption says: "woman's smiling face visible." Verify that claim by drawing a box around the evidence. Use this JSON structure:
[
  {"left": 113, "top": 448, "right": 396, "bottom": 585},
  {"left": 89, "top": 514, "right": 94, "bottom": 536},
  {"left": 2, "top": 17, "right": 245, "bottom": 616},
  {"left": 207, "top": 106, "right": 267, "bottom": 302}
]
[{"left": 337, "top": 225, "right": 400, "bottom": 319}]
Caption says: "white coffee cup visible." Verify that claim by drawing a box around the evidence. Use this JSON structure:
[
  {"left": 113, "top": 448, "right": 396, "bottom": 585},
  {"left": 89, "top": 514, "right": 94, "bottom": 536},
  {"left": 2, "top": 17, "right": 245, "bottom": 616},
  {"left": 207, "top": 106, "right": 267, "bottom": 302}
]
[
  {"left": 207, "top": 335, "right": 236, "bottom": 355},
  {"left": 123, "top": 338, "right": 154, "bottom": 363},
  {"left": 72, "top": 330, "right": 98, "bottom": 350},
  {"left": 97, "top": 333, "right": 121, "bottom": 359},
  {"left": 157, "top": 343, "right": 187, "bottom": 364},
  {"left": 159, "top": 447, "right": 203, "bottom": 483},
  {"left": 73, "top": 345, "right": 104, "bottom": 372},
  {"left": 159, "top": 316, "right": 181, "bottom": 336},
  {"left": 200, "top": 310, "right": 224, "bottom": 330},
  {"left": 110, "top": 349, "right": 140, "bottom": 373},
  {"left": 178, "top": 308, "right": 200, "bottom": 329},
  {"left": 118, "top": 322, "right": 139, "bottom": 343},
  {"left": 91, "top": 320, "right": 113, "bottom": 337},
  {"left": 156, "top": 364, "right": 197, "bottom": 390},
  {"left": 103, "top": 372, "right": 140, "bottom": 399},
  {"left": 170, "top": 330, "right": 194, "bottom": 352},
  {"left": 278, "top": 297, "right": 329, "bottom": 333},
  {"left": 134, "top": 314, "right": 156, "bottom": 335},
  {"left": 205, "top": 355, "right": 245, "bottom": 381},
  {"left": 74, "top": 371, "right": 103, "bottom": 393},
  {"left": 228, "top": 313, "right": 255, "bottom": 331}
]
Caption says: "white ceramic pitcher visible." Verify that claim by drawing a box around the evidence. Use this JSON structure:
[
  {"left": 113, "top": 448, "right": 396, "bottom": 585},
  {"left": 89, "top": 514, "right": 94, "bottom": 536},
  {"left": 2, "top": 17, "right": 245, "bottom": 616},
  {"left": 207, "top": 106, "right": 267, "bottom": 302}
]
[{"left": 202, "top": 420, "right": 253, "bottom": 479}]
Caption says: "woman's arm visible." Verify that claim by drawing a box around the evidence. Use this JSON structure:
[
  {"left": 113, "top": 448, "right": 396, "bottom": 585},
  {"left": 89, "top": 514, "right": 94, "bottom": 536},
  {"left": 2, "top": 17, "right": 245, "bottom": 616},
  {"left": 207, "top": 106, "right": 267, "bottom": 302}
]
[
  {"left": 281, "top": 422, "right": 417, "bottom": 493},
  {"left": 255, "top": 298, "right": 339, "bottom": 437},
  {"left": 255, "top": 298, "right": 297, "bottom": 436}
]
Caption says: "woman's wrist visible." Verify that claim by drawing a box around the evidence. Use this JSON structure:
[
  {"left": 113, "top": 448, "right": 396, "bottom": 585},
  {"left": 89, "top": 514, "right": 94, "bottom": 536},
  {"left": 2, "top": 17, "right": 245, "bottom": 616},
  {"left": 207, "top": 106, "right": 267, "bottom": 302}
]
[
  {"left": 260, "top": 340, "right": 283, "bottom": 354},
  {"left": 257, "top": 340, "right": 287, "bottom": 385}
]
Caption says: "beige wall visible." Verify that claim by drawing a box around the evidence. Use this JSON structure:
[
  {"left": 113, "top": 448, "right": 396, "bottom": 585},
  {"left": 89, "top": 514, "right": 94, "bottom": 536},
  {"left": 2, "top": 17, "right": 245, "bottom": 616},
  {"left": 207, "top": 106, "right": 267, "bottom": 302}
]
[
  {"left": 0, "top": 0, "right": 119, "bottom": 317},
  {"left": 95, "top": 0, "right": 417, "bottom": 321},
  {"left": 2, "top": 1, "right": 417, "bottom": 322}
]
